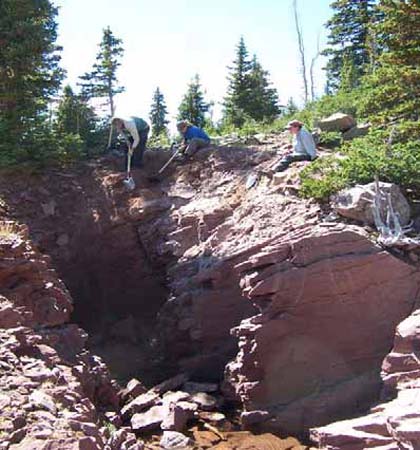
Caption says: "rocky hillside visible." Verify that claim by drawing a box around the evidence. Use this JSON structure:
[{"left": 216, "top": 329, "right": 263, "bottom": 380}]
[
  {"left": 1, "top": 133, "right": 419, "bottom": 449},
  {"left": 0, "top": 224, "right": 121, "bottom": 449}
]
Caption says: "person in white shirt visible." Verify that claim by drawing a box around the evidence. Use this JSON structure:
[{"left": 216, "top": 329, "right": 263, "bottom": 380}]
[
  {"left": 273, "top": 119, "right": 317, "bottom": 172},
  {"left": 111, "top": 116, "right": 150, "bottom": 168}
]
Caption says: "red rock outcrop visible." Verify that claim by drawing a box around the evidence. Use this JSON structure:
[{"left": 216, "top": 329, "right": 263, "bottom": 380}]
[
  {"left": 0, "top": 227, "right": 138, "bottom": 449},
  {"left": 312, "top": 309, "right": 420, "bottom": 449},
  {"left": 2, "top": 135, "right": 419, "bottom": 446},
  {"left": 223, "top": 224, "right": 419, "bottom": 436}
]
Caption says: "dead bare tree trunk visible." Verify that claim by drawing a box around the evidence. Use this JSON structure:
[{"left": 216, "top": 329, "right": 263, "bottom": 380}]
[
  {"left": 310, "top": 32, "right": 321, "bottom": 101},
  {"left": 293, "top": 0, "right": 308, "bottom": 104}
]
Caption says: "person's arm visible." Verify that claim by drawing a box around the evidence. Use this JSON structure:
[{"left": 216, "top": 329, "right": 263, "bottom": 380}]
[
  {"left": 124, "top": 119, "right": 140, "bottom": 149},
  {"left": 301, "top": 130, "right": 317, "bottom": 159}
]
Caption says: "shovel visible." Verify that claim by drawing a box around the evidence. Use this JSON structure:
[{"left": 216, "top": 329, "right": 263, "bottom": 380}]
[
  {"left": 123, "top": 146, "right": 135, "bottom": 191},
  {"left": 148, "top": 143, "right": 182, "bottom": 183}
]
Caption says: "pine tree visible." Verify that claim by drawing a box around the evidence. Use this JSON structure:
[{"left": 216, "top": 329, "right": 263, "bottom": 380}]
[
  {"left": 54, "top": 85, "right": 100, "bottom": 154},
  {"left": 79, "top": 27, "right": 124, "bottom": 117},
  {"left": 177, "top": 75, "right": 209, "bottom": 128},
  {"left": 223, "top": 37, "right": 253, "bottom": 127},
  {"left": 149, "top": 87, "right": 169, "bottom": 136},
  {"left": 247, "top": 55, "right": 280, "bottom": 122},
  {"left": 0, "top": 0, "right": 63, "bottom": 161},
  {"left": 323, "top": 0, "right": 377, "bottom": 91},
  {"left": 338, "top": 50, "right": 359, "bottom": 92},
  {"left": 358, "top": 0, "right": 420, "bottom": 125},
  {"left": 285, "top": 97, "right": 299, "bottom": 116}
]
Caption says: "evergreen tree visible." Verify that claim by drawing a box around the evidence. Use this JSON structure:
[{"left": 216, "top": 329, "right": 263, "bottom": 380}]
[
  {"left": 323, "top": 0, "right": 377, "bottom": 91},
  {"left": 79, "top": 27, "right": 124, "bottom": 117},
  {"left": 358, "top": 0, "right": 420, "bottom": 125},
  {"left": 0, "top": 0, "right": 63, "bottom": 161},
  {"left": 177, "top": 75, "right": 209, "bottom": 128},
  {"left": 338, "top": 50, "right": 359, "bottom": 92},
  {"left": 247, "top": 55, "right": 280, "bottom": 122},
  {"left": 54, "top": 85, "right": 100, "bottom": 154},
  {"left": 223, "top": 37, "right": 253, "bottom": 127},
  {"left": 285, "top": 97, "right": 299, "bottom": 116},
  {"left": 149, "top": 87, "right": 169, "bottom": 136}
]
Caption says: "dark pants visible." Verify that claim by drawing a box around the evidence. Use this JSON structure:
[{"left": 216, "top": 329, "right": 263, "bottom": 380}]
[
  {"left": 273, "top": 153, "right": 312, "bottom": 172},
  {"left": 185, "top": 138, "right": 210, "bottom": 156},
  {"left": 125, "top": 127, "right": 149, "bottom": 169}
]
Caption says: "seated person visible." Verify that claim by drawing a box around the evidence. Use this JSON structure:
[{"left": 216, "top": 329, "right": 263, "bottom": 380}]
[
  {"left": 273, "top": 119, "right": 317, "bottom": 172},
  {"left": 176, "top": 120, "right": 210, "bottom": 157}
]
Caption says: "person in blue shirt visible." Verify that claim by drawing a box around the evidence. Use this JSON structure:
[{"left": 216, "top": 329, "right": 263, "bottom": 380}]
[
  {"left": 176, "top": 120, "right": 210, "bottom": 157},
  {"left": 273, "top": 119, "right": 317, "bottom": 172}
]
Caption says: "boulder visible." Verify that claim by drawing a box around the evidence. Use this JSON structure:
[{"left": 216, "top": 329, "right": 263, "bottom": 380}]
[
  {"left": 120, "top": 392, "right": 159, "bottom": 418},
  {"left": 107, "top": 429, "right": 143, "bottom": 450},
  {"left": 342, "top": 123, "right": 370, "bottom": 140},
  {"left": 332, "top": 182, "right": 411, "bottom": 226},
  {"left": 120, "top": 378, "right": 147, "bottom": 402},
  {"left": 317, "top": 112, "right": 356, "bottom": 132},
  {"left": 161, "top": 391, "right": 190, "bottom": 407},
  {"left": 189, "top": 392, "right": 218, "bottom": 411},
  {"left": 29, "top": 391, "right": 57, "bottom": 415},
  {"left": 160, "top": 431, "right": 192, "bottom": 449},
  {"left": 241, "top": 410, "right": 270, "bottom": 428},
  {"left": 130, "top": 405, "right": 166, "bottom": 432},
  {"left": 161, "top": 401, "right": 197, "bottom": 432}
]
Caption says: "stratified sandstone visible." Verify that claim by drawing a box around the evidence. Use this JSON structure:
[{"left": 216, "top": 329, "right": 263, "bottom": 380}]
[
  {"left": 224, "top": 224, "right": 419, "bottom": 436},
  {"left": 312, "top": 309, "right": 420, "bottom": 449}
]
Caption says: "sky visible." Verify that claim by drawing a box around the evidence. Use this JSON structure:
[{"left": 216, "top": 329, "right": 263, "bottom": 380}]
[{"left": 53, "top": 0, "right": 333, "bottom": 129}]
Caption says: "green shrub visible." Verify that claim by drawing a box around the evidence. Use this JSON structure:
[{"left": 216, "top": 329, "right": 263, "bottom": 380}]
[
  {"left": 56, "top": 133, "right": 85, "bottom": 162},
  {"left": 148, "top": 132, "right": 171, "bottom": 148},
  {"left": 318, "top": 131, "right": 343, "bottom": 148},
  {"left": 300, "top": 126, "right": 420, "bottom": 201},
  {"left": 300, "top": 155, "right": 348, "bottom": 200}
]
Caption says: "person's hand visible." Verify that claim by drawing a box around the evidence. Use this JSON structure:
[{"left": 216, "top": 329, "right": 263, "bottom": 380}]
[{"left": 283, "top": 144, "right": 293, "bottom": 155}]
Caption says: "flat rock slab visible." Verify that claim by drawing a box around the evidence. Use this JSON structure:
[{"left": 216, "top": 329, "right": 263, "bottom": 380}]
[
  {"left": 151, "top": 374, "right": 189, "bottom": 395},
  {"left": 131, "top": 405, "right": 166, "bottom": 432},
  {"left": 189, "top": 392, "right": 218, "bottom": 411},
  {"left": 160, "top": 431, "right": 192, "bottom": 449},
  {"left": 121, "top": 391, "right": 159, "bottom": 417}
]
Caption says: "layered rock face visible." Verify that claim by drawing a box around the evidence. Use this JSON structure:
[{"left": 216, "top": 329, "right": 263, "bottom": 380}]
[
  {"left": 135, "top": 142, "right": 420, "bottom": 436},
  {"left": 1, "top": 135, "right": 419, "bottom": 446},
  {"left": 224, "top": 224, "right": 419, "bottom": 436},
  {"left": 312, "top": 309, "right": 420, "bottom": 449},
  {"left": 0, "top": 227, "right": 123, "bottom": 449}
]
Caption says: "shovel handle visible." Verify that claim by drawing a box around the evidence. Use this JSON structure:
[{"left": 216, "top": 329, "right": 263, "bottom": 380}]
[
  {"left": 158, "top": 147, "right": 182, "bottom": 174},
  {"left": 126, "top": 145, "right": 134, "bottom": 176}
]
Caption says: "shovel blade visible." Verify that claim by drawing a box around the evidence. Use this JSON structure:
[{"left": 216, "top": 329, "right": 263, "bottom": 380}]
[
  {"left": 246, "top": 173, "right": 258, "bottom": 190},
  {"left": 123, "top": 177, "right": 136, "bottom": 191}
]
